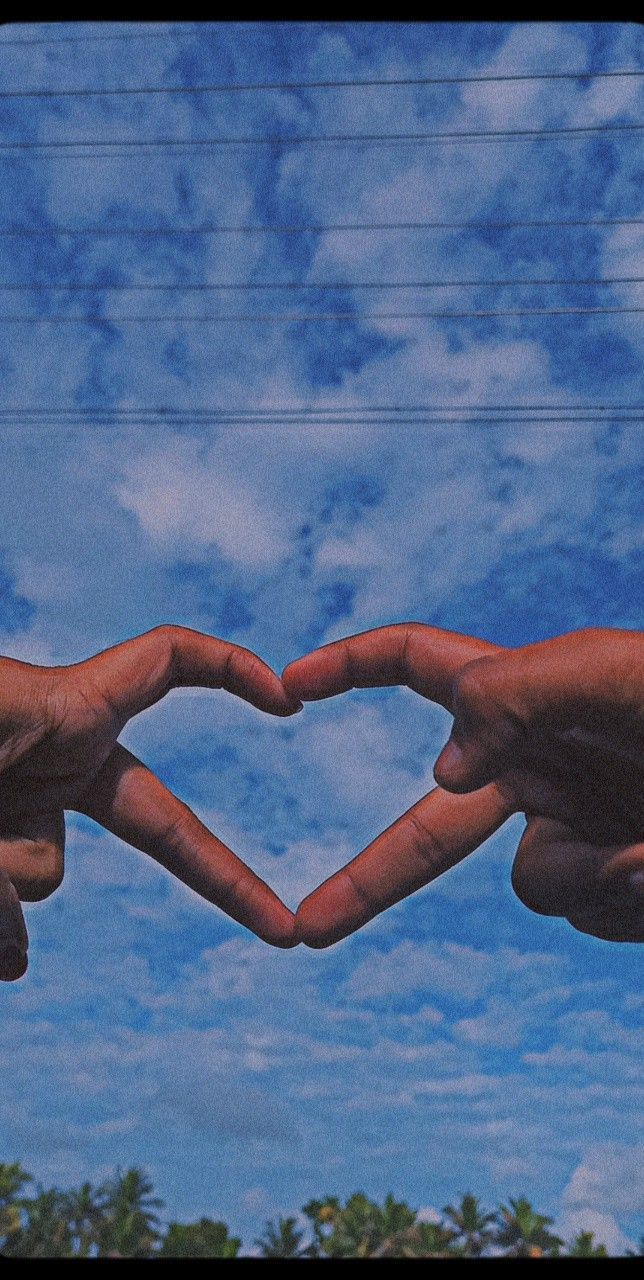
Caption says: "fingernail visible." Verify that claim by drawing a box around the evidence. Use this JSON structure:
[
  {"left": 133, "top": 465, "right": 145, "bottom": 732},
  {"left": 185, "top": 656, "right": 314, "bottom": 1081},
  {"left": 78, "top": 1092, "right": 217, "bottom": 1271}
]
[
  {"left": 0, "top": 945, "right": 27, "bottom": 980},
  {"left": 629, "top": 871, "right": 644, "bottom": 898}
]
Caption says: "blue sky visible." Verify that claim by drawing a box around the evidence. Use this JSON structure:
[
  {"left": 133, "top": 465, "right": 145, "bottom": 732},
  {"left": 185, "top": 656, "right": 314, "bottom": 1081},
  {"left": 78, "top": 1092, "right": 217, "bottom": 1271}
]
[{"left": 0, "top": 20, "right": 642, "bottom": 1254}]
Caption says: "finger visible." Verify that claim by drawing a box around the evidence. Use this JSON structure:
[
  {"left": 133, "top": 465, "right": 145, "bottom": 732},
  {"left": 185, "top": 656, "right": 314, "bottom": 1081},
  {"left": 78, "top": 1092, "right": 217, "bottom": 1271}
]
[
  {"left": 74, "top": 744, "right": 298, "bottom": 948},
  {"left": 0, "top": 810, "right": 65, "bottom": 902},
  {"left": 435, "top": 628, "right": 644, "bottom": 793},
  {"left": 75, "top": 625, "right": 302, "bottom": 723},
  {"left": 0, "top": 870, "right": 29, "bottom": 980},
  {"left": 566, "top": 900, "right": 644, "bottom": 942},
  {"left": 511, "top": 817, "right": 606, "bottom": 917},
  {"left": 511, "top": 816, "right": 644, "bottom": 932},
  {"left": 282, "top": 624, "right": 503, "bottom": 710},
  {"left": 295, "top": 783, "right": 514, "bottom": 948}
]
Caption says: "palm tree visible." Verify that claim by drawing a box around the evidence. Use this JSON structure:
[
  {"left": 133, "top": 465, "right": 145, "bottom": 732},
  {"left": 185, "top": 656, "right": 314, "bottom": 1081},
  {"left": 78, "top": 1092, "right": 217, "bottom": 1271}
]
[
  {"left": 494, "top": 1197, "right": 563, "bottom": 1258},
  {"left": 160, "top": 1218, "right": 241, "bottom": 1257},
  {"left": 255, "top": 1215, "right": 310, "bottom": 1258},
  {"left": 97, "top": 1167, "right": 163, "bottom": 1258},
  {"left": 442, "top": 1193, "right": 496, "bottom": 1256},
  {"left": 3, "top": 1187, "right": 73, "bottom": 1258},
  {"left": 0, "top": 1161, "right": 32, "bottom": 1247},
  {"left": 302, "top": 1196, "right": 341, "bottom": 1256},
  {"left": 566, "top": 1230, "right": 608, "bottom": 1257},
  {"left": 305, "top": 1192, "right": 417, "bottom": 1258},
  {"left": 65, "top": 1181, "right": 109, "bottom": 1257},
  {"left": 375, "top": 1221, "right": 458, "bottom": 1258}
]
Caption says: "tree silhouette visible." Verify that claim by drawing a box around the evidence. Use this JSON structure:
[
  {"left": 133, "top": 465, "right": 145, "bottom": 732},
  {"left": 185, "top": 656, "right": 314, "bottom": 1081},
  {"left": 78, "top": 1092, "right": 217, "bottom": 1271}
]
[
  {"left": 302, "top": 1195, "right": 341, "bottom": 1256},
  {"left": 374, "top": 1221, "right": 458, "bottom": 1257},
  {"left": 566, "top": 1230, "right": 609, "bottom": 1257},
  {"left": 442, "top": 1193, "right": 496, "bottom": 1256},
  {"left": 255, "top": 1215, "right": 311, "bottom": 1257},
  {"left": 65, "top": 1181, "right": 109, "bottom": 1258},
  {"left": 3, "top": 1187, "right": 73, "bottom": 1258},
  {"left": 303, "top": 1192, "right": 416, "bottom": 1257},
  {"left": 160, "top": 1218, "right": 241, "bottom": 1258},
  {"left": 0, "top": 1161, "right": 32, "bottom": 1249},
  {"left": 97, "top": 1167, "right": 163, "bottom": 1258},
  {"left": 0, "top": 1160, "right": 621, "bottom": 1258},
  {"left": 494, "top": 1197, "right": 563, "bottom": 1258}
]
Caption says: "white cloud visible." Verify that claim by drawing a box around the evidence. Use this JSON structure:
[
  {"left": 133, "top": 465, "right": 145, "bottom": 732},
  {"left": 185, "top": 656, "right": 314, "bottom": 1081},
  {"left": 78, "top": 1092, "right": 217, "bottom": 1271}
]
[
  {"left": 557, "top": 1208, "right": 633, "bottom": 1257},
  {"left": 454, "top": 999, "right": 526, "bottom": 1049},
  {"left": 346, "top": 940, "right": 496, "bottom": 1001},
  {"left": 563, "top": 1143, "right": 644, "bottom": 1218},
  {"left": 346, "top": 940, "right": 565, "bottom": 1004},
  {"left": 117, "top": 438, "right": 293, "bottom": 569},
  {"left": 486, "top": 1153, "right": 537, "bottom": 1181}
]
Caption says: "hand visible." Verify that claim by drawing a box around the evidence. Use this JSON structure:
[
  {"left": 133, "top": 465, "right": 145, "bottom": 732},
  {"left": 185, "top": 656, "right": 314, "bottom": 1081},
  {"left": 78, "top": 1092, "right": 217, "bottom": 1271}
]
[
  {"left": 283, "top": 626, "right": 644, "bottom": 947},
  {"left": 0, "top": 625, "right": 302, "bottom": 979}
]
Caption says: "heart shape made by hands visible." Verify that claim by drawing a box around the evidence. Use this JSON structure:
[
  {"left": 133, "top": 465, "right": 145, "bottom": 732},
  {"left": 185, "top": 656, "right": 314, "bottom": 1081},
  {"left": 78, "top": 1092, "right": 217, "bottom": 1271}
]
[
  {"left": 0, "top": 624, "right": 511, "bottom": 978},
  {"left": 5, "top": 621, "right": 638, "bottom": 978}
]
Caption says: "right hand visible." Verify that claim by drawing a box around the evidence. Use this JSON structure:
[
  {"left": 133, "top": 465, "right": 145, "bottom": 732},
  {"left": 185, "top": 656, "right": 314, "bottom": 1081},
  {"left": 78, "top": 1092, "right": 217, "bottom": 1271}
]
[{"left": 283, "top": 625, "right": 644, "bottom": 947}]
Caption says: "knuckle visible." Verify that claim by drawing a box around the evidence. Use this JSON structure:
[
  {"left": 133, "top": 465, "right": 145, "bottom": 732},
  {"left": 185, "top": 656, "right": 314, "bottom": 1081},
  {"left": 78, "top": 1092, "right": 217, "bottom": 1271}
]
[
  {"left": 158, "top": 806, "right": 192, "bottom": 852},
  {"left": 152, "top": 623, "right": 179, "bottom": 660},
  {"left": 571, "top": 626, "right": 603, "bottom": 644},
  {"left": 226, "top": 645, "right": 262, "bottom": 688},
  {"left": 452, "top": 659, "right": 495, "bottom": 720},
  {"left": 152, "top": 623, "right": 177, "bottom": 641},
  {"left": 147, "top": 625, "right": 183, "bottom": 689},
  {"left": 406, "top": 812, "right": 449, "bottom": 868}
]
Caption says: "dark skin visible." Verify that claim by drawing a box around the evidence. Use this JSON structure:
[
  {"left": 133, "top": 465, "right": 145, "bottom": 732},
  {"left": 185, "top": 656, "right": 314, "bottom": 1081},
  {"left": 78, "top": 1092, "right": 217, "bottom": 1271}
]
[
  {"left": 1, "top": 624, "right": 642, "bottom": 980},
  {"left": 0, "top": 625, "right": 303, "bottom": 979},
  {"left": 282, "top": 625, "right": 644, "bottom": 947}
]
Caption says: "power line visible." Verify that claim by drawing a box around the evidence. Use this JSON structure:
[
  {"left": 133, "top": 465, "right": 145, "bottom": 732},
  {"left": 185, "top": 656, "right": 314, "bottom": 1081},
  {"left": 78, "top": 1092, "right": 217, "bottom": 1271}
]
[
  {"left": 0, "top": 216, "right": 641, "bottom": 237},
  {"left": 2, "top": 306, "right": 642, "bottom": 323},
  {"left": 2, "top": 69, "right": 642, "bottom": 99},
  {"left": 2, "top": 123, "right": 641, "bottom": 153},
  {"left": 3, "top": 403, "right": 639, "bottom": 415},
  {"left": 2, "top": 405, "right": 640, "bottom": 428},
  {"left": 0, "top": 415, "right": 640, "bottom": 428},
  {"left": 2, "top": 276, "right": 641, "bottom": 292},
  {"left": 3, "top": 411, "right": 639, "bottom": 419}
]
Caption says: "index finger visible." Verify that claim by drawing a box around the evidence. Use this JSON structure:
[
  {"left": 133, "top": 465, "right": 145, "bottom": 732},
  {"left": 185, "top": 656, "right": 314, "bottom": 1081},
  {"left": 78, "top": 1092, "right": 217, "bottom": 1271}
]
[
  {"left": 75, "top": 625, "right": 302, "bottom": 724},
  {"left": 295, "top": 783, "right": 514, "bottom": 948},
  {"left": 282, "top": 625, "right": 503, "bottom": 711},
  {"left": 75, "top": 744, "right": 298, "bottom": 948}
]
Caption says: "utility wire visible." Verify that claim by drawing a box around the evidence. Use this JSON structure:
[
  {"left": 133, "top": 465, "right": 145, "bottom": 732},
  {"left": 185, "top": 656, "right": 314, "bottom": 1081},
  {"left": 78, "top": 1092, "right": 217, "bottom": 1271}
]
[
  {"left": 0, "top": 276, "right": 640, "bottom": 292},
  {"left": 1, "top": 69, "right": 642, "bottom": 98},
  {"left": 2, "top": 306, "right": 642, "bottom": 322},
  {"left": 1, "top": 123, "right": 641, "bottom": 152},
  {"left": 3, "top": 414, "right": 640, "bottom": 424},
  {"left": 3, "top": 403, "right": 639, "bottom": 415},
  {"left": 0, "top": 217, "right": 641, "bottom": 236},
  {"left": 3, "top": 406, "right": 641, "bottom": 427},
  {"left": 0, "top": 415, "right": 640, "bottom": 428},
  {"left": 2, "top": 414, "right": 640, "bottom": 423}
]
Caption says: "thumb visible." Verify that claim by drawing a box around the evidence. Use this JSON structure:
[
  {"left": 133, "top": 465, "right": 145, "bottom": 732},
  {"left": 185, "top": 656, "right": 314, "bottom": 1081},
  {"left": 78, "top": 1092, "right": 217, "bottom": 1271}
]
[
  {"left": 0, "top": 870, "right": 29, "bottom": 980},
  {"left": 434, "top": 628, "right": 643, "bottom": 793}
]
